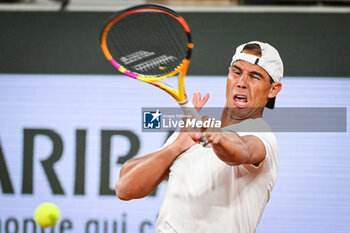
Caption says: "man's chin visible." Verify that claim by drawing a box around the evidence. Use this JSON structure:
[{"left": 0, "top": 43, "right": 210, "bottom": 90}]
[
  {"left": 228, "top": 107, "right": 251, "bottom": 120},
  {"left": 227, "top": 106, "right": 264, "bottom": 122}
]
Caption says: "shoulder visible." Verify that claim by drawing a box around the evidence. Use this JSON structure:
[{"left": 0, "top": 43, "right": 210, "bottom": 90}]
[{"left": 222, "top": 118, "right": 275, "bottom": 140}]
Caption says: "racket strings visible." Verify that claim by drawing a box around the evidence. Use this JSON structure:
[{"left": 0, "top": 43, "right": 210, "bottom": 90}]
[
  {"left": 145, "top": 13, "right": 184, "bottom": 71},
  {"left": 106, "top": 10, "right": 189, "bottom": 77},
  {"left": 108, "top": 13, "right": 153, "bottom": 71},
  {"left": 129, "top": 11, "right": 187, "bottom": 69},
  {"left": 109, "top": 13, "right": 150, "bottom": 63},
  {"left": 143, "top": 13, "right": 175, "bottom": 64},
  {"left": 155, "top": 12, "right": 188, "bottom": 61}
]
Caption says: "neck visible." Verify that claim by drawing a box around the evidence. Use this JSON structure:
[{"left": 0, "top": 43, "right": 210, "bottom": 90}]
[{"left": 220, "top": 106, "right": 263, "bottom": 127}]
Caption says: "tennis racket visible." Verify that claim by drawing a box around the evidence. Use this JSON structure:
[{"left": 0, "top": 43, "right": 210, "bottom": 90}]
[{"left": 100, "top": 4, "right": 208, "bottom": 144}]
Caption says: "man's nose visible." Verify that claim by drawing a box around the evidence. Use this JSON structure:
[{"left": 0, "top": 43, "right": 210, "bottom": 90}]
[{"left": 236, "top": 73, "right": 248, "bottom": 89}]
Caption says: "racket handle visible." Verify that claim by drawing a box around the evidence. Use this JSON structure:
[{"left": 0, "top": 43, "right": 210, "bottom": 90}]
[{"left": 179, "top": 101, "right": 210, "bottom": 146}]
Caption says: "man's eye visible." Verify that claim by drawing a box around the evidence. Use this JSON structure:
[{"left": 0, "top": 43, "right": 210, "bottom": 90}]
[
  {"left": 233, "top": 71, "right": 241, "bottom": 75},
  {"left": 252, "top": 76, "right": 260, "bottom": 80}
]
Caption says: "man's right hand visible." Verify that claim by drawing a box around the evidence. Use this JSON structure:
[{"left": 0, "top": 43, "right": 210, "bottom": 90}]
[{"left": 173, "top": 92, "right": 210, "bottom": 152}]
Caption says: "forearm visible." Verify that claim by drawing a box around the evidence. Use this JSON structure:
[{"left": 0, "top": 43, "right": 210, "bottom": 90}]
[
  {"left": 116, "top": 143, "right": 183, "bottom": 200},
  {"left": 210, "top": 132, "right": 249, "bottom": 165},
  {"left": 204, "top": 131, "right": 265, "bottom": 166}
]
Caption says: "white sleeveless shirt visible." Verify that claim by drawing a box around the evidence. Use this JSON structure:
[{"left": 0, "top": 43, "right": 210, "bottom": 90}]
[{"left": 155, "top": 118, "right": 279, "bottom": 233}]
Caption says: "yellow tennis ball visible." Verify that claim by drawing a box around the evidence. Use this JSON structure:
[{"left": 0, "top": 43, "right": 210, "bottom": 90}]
[{"left": 34, "top": 202, "right": 61, "bottom": 227}]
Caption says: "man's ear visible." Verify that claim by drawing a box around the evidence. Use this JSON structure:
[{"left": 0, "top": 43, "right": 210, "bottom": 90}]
[{"left": 268, "top": 83, "right": 282, "bottom": 99}]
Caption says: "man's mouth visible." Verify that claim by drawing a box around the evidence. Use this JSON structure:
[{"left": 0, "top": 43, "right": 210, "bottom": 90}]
[{"left": 233, "top": 94, "right": 248, "bottom": 108}]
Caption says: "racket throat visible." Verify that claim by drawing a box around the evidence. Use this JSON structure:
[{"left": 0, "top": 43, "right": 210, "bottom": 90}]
[{"left": 177, "top": 59, "right": 190, "bottom": 102}]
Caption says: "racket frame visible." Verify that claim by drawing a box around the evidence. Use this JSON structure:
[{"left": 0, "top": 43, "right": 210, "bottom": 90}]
[
  {"left": 101, "top": 4, "right": 209, "bottom": 145},
  {"left": 100, "top": 4, "right": 193, "bottom": 103}
]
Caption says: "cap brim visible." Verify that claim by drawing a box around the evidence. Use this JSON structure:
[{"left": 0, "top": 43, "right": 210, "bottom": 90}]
[{"left": 266, "top": 97, "right": 275, "bottom": 109}]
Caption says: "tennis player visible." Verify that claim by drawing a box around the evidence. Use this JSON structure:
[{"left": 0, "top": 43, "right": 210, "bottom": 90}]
[{"left": 116, "top": 41, "right": 283, "bottom": 233}]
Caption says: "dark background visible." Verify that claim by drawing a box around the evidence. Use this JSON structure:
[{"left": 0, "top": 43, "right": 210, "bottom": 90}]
[{"left": 1, "top": 11, "right": 349, "bottom": 77}]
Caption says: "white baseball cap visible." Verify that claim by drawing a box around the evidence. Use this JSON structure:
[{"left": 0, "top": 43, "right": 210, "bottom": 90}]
[{"left": 230, "top": 41, "right": 284, "bottom": 108}]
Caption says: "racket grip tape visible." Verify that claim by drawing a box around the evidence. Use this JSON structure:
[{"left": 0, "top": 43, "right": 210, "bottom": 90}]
[{"left": 179, "top": 101, "right": 210, "bottom": 146}]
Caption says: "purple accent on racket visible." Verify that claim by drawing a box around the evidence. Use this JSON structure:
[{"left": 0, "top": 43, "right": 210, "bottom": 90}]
[
  {"left": 124, "top": 70, "right": 138, "bottom": 79},
  {"left": 110, "top": 58, "right": 138, "bottom": 79},
  {"left": 110, "top": 59, "right": 120, "bottom": 69}
]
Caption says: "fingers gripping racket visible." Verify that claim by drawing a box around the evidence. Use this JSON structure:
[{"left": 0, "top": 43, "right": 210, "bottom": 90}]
[{"left": 101, "top": 4, "right": 208, "bottom": 144}]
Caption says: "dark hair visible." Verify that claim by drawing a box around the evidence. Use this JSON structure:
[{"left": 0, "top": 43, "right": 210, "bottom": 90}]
[{"left": 242, "top": 43, "right": 262, "bottom": 56}]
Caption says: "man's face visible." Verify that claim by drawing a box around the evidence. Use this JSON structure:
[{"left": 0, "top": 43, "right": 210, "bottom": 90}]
[{"left": 225, "top": 59, "right": 281, "bottom": 120}]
